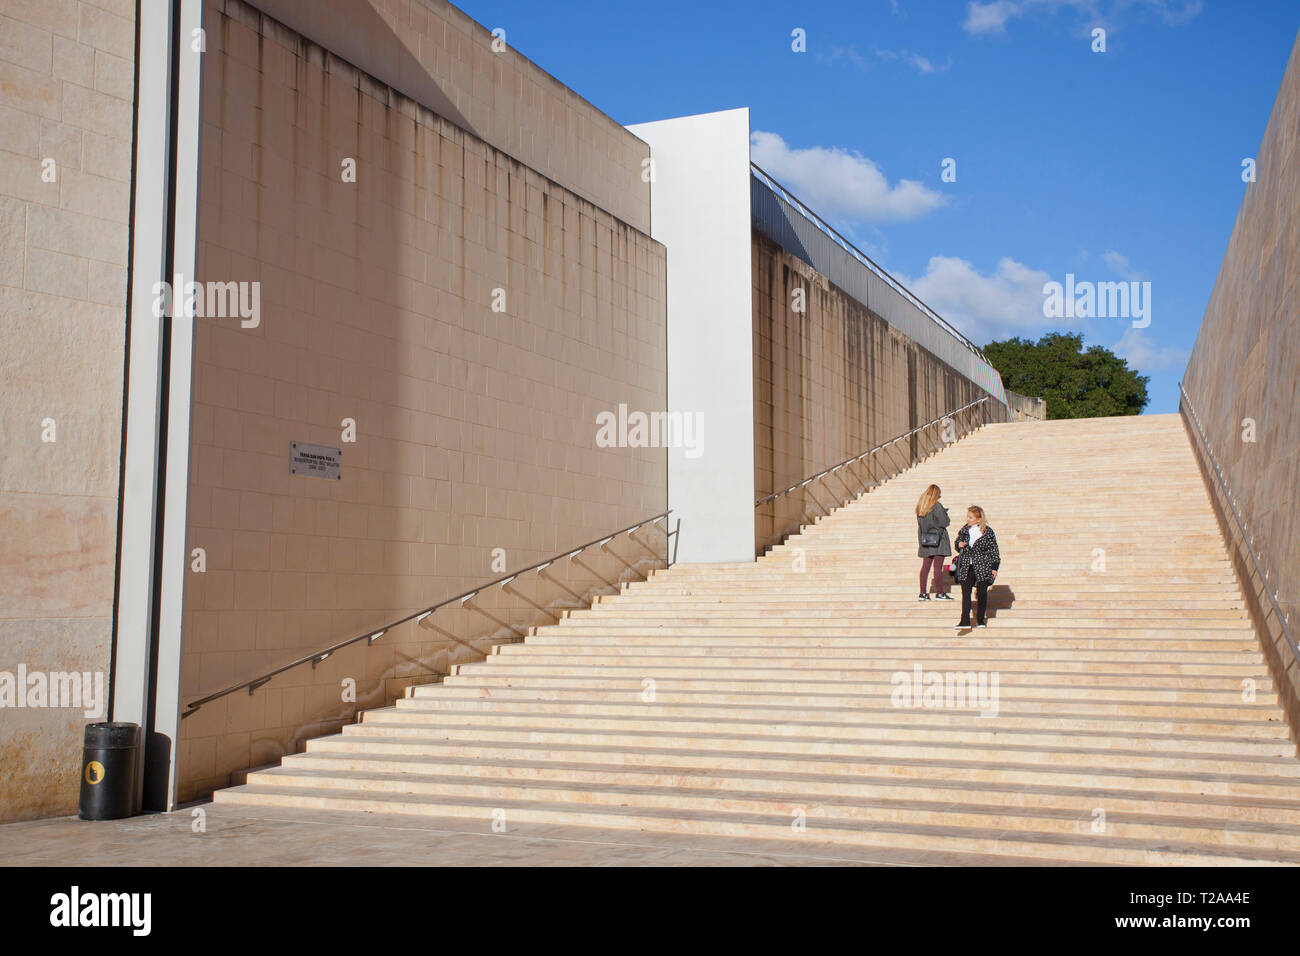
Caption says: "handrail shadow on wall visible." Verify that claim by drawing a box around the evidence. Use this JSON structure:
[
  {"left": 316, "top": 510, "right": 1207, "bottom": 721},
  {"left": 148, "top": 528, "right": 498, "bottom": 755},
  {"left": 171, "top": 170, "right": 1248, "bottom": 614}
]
[
  {"left": 755, "top": 397, "right": 994, "bottom": 554},
  {"left": 1179, "top": 383, "right": 1299, "bottom": 746},
  {"left": 183, "top": 511, "right": 680, "bottom": 719}
]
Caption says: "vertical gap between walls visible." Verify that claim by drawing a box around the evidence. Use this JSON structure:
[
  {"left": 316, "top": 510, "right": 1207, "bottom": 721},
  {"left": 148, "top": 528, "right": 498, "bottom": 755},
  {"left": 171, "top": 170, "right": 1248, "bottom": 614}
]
[
  {"left": 141, "top": 0, "right": 184, "bottom": 812},
  {"left": 108, "top": 0, "right": 148, "bottom": 725}
]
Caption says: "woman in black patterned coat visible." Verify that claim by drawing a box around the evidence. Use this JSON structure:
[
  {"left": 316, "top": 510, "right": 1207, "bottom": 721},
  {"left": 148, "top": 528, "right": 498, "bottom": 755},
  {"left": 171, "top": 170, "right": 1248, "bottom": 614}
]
[{"left": 953, "top": 505, "right": 1000, "bottom": 629}]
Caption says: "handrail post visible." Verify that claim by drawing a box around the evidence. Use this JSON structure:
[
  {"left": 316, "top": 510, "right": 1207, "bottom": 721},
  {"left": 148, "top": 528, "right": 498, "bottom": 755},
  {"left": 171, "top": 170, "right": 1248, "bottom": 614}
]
[
  {"left": 572, "top": 552, "right": 618, "bottom": 590},
  {"left": 538, "top": 566, "right": 584, "bottom": 604},
  {"left": 600, "top": 538, "right": 644, "bottom": 580},
  {"left": 805, "top": 481, "right": 835, "bottom": 517},
  {"left": 501, "top": 579, "right": 559, "bottom": 622},
  {"left": 626, "top": 523, "right": 668, "bottom": 561},
  {"left": 463, "top": 593, "right": 527, "bottom": 640},
  {"left": 426, "top": 621, "right": 494, "bottom": 658}
]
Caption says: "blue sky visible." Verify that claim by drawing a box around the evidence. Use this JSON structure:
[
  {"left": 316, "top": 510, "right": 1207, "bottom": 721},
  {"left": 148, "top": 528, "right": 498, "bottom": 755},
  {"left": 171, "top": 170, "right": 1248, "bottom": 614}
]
[{"left": 456, "top": 0, "right": 1299, "bottom": 413}]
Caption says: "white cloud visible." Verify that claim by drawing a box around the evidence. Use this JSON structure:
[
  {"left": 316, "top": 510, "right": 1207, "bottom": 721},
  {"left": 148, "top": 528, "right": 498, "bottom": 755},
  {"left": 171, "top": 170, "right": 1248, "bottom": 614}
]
[
  {"left": 1112, "top": 327, "right": 1188, "bottom": 372},
  {"left": 816, "top": 46, "right": 872, "bottom": 71},
  {"left": 964, "top": 0, "right": 1022, "bottom": 34},
  {"left": 875, "top": 48, "right": 952, "bottom": 74},
  {"left": 1101, "top": 249, "right": 1142, "bottom": 281},
  {"left": 750, "top": 131, "right": 946, "bottom": 224},
  {"left": 963, "top": 0, "right": 1203, "bottom": 35},
  {"left": 898, "top": 255, "right": 1060, "bottom": 344},
  {"left": 1153, "top": 0, "right": 1204, "bottom": 25}
]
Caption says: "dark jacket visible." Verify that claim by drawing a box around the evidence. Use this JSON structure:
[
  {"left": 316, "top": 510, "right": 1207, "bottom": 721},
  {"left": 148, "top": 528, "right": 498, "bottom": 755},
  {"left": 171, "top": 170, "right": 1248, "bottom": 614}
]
[
  {"left": 954, "top": 524, "right": 1000, "bottom": 585},
  {"left": 917, "top": 503, "right": 952, "bottom": 557}
]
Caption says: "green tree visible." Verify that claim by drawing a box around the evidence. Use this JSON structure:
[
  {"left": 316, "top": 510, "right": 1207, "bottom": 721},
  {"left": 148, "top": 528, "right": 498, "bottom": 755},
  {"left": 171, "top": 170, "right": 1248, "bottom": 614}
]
[{"left": 983, "top": 332, "right": 1149, "bottom": 419}]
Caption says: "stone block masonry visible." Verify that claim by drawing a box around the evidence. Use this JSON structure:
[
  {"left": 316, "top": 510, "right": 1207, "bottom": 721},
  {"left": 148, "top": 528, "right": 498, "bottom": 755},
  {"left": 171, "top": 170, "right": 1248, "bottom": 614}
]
[
  {"left": 1181, "top": 30, "right": 1300, "bottom": 744},
  {"left": 0, "top": 0, "right": 137, "bottom": 824},
  {"left": 177, "top": 0, "right": 668, "bottom": 801},
  {"left": 752, "top": 234, "right": 1007, "bottom": 553}
]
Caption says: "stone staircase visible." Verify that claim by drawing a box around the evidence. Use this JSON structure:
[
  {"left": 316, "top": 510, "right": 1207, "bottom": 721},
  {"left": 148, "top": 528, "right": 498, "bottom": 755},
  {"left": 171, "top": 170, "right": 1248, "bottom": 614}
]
[{"left": 212, "top": 413, "right": 1300, "bottom": 864}]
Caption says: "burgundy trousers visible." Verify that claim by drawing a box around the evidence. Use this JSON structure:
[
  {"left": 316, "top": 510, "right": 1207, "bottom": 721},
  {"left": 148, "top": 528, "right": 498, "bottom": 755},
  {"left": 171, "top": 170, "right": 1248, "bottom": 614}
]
[{"left": 919, "top": 556, "right": 948, "bottom": 594}]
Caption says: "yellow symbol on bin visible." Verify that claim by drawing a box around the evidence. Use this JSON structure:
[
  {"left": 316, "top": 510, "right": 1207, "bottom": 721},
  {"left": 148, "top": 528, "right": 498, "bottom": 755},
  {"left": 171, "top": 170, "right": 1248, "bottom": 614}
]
[{"left": 84, "top": 760, "right": 105, "bottom": 785}]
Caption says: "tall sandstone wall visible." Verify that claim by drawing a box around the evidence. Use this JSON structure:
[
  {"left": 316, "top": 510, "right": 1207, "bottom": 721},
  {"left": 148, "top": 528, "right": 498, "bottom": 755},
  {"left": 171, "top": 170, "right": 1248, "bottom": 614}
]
[
  {"left": 0, "top": 0, "right": 136, "bottom": 822},
  {"left": 1182, "top": 31, "right": 1300, "bottom": 739},
  {"left": 177, "top": 0, "right": 667, "bottom": 799},
  {"left": 1005, "top": 389, "right": 1047, "bottom": 422},
  {"left": 242, "top": 0, "right": 650, "bottom": 233},
  {"left": 752, "top": 234, "right": 1007, "bottom": 552}
]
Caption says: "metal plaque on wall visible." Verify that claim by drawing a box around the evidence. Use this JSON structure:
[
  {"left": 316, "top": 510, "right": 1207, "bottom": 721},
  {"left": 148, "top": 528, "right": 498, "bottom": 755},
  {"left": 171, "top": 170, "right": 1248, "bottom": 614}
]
[{"left": 289, "top": 441, "right": 342, "bottom": 480}]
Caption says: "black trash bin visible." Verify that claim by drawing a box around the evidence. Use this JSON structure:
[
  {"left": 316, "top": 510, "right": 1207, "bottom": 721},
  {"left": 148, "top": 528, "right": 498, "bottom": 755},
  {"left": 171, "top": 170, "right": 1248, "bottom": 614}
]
[{"left": 78, "top": 722, "right": 141, "bottom": 820}]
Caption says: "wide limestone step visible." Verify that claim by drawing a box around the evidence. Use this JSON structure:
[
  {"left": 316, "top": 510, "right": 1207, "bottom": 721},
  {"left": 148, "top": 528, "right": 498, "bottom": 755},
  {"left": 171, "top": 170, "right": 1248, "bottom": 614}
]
[
  {"left": 518, "top": 631, "right": 1256, "bottom": 646},
  {"left": 655, "top": 566, "right": 1235, "bottom": 576},
  {"left": 787, "top": 526, "right": 1221, "bottom": 535},
  {"left": 455, "top": 653, "right": 1266, "bottom": 673},
  {"left": 757, "top": 524, "right": 1218, "bottom": 532},
  {"left": 531, "top": 624, "right": 1256, "bottom": 640},
  {"left": 357, "top": 708, "right": 1291, "bottom": 757},
  {"left": 565, "top": 608, "right": 1249, "bottom": 621},
  {"left": 441, "top": 675, "right": 1280, "bottom": 708},
  {"left": 260, "top": 751, "right": 1300, "bottom": 826},
  {"left": 489, "top": 651, "right": 1265, "bottom": 669},
  {"left": 610, "top": 585, "right": 1243, "bottom": 598},
  {"left": 660, "top": 562, "right": 1237, "bottom": 573},
  {"left": 623, "top": 580, "right": 1240, "bottom": 592},
  {"left": 417, "top": 684, "right": 1281, "bottom": 718},
  {"left": 448, "top": 671, "right": 1273, "bottom": 697},
  {"left": 214, "top": 781, "right": 1300, "bottom": 865},
  {"left": 495, "top": 645, "right": 1263, "bottom": 663},
  {"left": 592, "top": 597, "right": 1246, "bottom": 610},
  {"left": 292, "top": 734, "right": 1300, "bottom": 799},
  {"left": 646, "top": 565, "right": 1208, "bottom": 573},
  {"left": 219, "top": 766, "right": 1300, "bottom": 857},
  {"left": 608, "top": 587, "right": 1243, "bottom": 597},
  {"left": 324, "top": 724, "right": 1300, "bottom": 779},
  {"left": 392, "top": 696, "right": 1289, "bottom": 738}
]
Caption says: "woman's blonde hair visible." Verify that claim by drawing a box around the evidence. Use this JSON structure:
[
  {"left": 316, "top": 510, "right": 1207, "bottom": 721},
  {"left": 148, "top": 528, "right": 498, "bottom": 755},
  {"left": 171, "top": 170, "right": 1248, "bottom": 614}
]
[
  {"left": 916, "top": 484, "right": 941, "bottom": 516},
  {"left": 967, "top": 505, "right": 987, "bottom": 531}
]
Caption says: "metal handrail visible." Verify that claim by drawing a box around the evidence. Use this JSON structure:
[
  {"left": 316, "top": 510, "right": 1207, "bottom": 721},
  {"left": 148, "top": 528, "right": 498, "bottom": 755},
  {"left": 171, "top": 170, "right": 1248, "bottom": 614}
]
[
  {"left": 182, "top": 510, "right": 679, "bottom": 716},
  {"left": 755, "top": 397, "right": 990, "bottom": 507},
  {"left": 1179, "top": 383, "right": 1298, "bottom": 669},
  {"left": 750, "top": 162, "right": 991, "bottom": 364}
]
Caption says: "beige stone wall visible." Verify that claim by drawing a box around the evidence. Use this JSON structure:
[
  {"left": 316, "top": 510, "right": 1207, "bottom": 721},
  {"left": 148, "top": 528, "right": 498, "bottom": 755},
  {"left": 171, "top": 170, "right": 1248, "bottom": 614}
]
[
  {"left": 177, "top": 0, "right": 667, "bottom": 800},
  {"left": 0, "top": 0, "right": 135, "bottom": 822},
  {"left": 752, "top": 234, "right": 1007, "bottom": 552},
  {"left": 1005, "top": 389, "right": 1046, "bottom": 422},
  {"left": 1182, "top": 31, "right": 1300, "bottom": 740},
  {"left": 243, "top": 0, "right": 651, "bottom": 232}
]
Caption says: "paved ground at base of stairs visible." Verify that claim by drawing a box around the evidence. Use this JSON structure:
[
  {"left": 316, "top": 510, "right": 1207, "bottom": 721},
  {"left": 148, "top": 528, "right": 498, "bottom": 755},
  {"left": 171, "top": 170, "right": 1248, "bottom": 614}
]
[{"left": 0, "top": 802, "right": 1084, "bottom": 866}]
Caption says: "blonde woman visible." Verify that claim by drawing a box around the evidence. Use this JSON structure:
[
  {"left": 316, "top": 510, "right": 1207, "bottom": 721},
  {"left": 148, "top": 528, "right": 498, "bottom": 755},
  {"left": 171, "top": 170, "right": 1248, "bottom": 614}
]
[
  {"left": 953, "top": 505, "right": 1000, "bottom": 629},
  {"left": 915, "top": 484, "right": 953, "bottom": 601}
]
